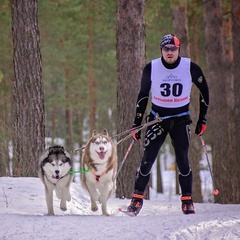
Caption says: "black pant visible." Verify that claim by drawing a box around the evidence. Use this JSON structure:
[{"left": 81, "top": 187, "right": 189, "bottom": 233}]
[{"left": 134, "top": 114, "right": 192, "bottom": 195}]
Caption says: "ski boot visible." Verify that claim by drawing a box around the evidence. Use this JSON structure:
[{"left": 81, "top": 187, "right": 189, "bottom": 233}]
[
  {"left": 181, "top": 195, "right": 195, "bottom": 214},
  {"left": 127, "top": 191, "right": 144, "bottom": 216}
]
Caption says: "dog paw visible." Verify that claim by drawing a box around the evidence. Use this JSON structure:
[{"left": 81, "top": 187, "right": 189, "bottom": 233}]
[
  {"left": 91, "top": 204, "right": 98, "bottom": 212},
  {"left": 101, "top": 205, "right": 110, "bottom": 216},
  {"left": 103, "top": 212, "right": 111, "bottom": 216},
  {"left": 47, "top": 212, "right": 55, "bottom": 216},
  {"left": 60, "top": 206, "right": 67, "bottom": 211}
]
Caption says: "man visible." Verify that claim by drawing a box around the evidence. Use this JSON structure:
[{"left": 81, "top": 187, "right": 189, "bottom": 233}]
[{"left": 127, "top": 34, "right": 209, "bottom": 215}]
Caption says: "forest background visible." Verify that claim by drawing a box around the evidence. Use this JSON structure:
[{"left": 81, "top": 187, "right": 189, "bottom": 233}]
[{"left": 0, "top": 0, "right": 240, "bottom": 204}]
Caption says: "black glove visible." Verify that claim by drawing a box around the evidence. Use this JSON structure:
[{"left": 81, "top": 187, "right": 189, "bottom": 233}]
[
  {"left": 195, "top": 115, "right": 207, "bottom": 136},
  {"left": 131, "top": 124, "right": 141, "bottom": 142}
]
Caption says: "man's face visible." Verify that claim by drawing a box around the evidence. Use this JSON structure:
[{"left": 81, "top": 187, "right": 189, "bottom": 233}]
[{"left": 162, "top": 44, "right": 179, "bottom": 64}]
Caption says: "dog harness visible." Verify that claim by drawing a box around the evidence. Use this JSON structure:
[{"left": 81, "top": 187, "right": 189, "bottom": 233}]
[{"left": 90, "top": 169, "right": 107, "bottom": 181}]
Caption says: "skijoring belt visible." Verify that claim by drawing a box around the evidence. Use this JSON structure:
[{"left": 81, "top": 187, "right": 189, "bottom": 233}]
[{"left": 150, "top": 109, "right": 190, "bottom": 120}]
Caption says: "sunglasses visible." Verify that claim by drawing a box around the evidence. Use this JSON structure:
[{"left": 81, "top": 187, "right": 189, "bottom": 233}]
[{"left": 162, "top": 46, "right": 179, "bottom": 52}]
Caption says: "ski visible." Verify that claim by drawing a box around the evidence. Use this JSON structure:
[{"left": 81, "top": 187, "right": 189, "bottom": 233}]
[{"left": 118, "top": 208, "right": 137, "bottom": 217}]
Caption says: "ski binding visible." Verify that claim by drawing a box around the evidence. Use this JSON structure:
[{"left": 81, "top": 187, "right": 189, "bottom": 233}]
[{"left": 118, "top": 207, "right": 136, "bottom": 217}]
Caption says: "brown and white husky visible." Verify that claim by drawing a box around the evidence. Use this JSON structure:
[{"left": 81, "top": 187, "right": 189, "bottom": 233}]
[{"left": 81, "top": 129, "right": 117, "bottom": 216}]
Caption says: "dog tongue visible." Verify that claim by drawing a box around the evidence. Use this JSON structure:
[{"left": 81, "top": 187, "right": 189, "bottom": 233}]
[
  {"left": 97, "top": 151, "right": 106, "bottom": 160},
  {"left": 52, "top": 175, "right": 59, "bottom": 179}
]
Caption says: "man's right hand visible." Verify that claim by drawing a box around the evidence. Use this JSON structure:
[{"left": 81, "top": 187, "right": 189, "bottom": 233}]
[
  {"left": 195, "top": 115, "right": 207, "bottom": 136},
  {"left": 131, "top": 125, "right": 141, "bottom": 142}
]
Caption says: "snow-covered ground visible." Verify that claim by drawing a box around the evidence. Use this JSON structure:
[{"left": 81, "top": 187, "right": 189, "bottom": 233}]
[{"left": 0, "top": 176, "right": 239, "bottom": 240}]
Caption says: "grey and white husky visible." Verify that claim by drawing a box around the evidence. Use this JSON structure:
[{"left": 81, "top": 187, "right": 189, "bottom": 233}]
[
  {"left": 38, "top": 146, "right": 73, "bottom": 215},
  {"left": 81, "top": 129, "right": 117, "bottom": 216}
]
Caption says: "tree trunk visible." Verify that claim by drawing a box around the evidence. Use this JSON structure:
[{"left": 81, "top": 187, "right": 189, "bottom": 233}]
[
  {"left": 203, "top": 0, "right": 233, "bottom": 203},
  {"left": 173, "top": 1, "right": 189, "bottom": 57},
  {"left": 75, "top": 109, "right": 84, "bottom": 181},
  {"left": 51, "top": 107, "right": 56, "bottom": 144},
  {"left": 173, "top": 1, "right": 202, "bottom": 202},
  {"left": 189, "top": 0, "right": 206, "bottom": 203},
  {"left": 116, "top": 0, "right": 145, "bottom": 199},
  {"left": 0, "top": 77, "right": 12, "bottom": 176},
  {"left": 173, "top": 2, "right": 187, "bottom": 196},
  {"left": 11, "top": 0, "right": 45, "bottom": 177},
  {"left": 88, "top": 0, "right": 96, "bottom": 133},
  {"left": 231, "top": 0, "right": 240, "bottom": 203},
  {"left": 0, "top": 2, "right": 13, "bottom": 176},
  {"left": 64, "top": 66, "right": 73, "bottom": 150}
]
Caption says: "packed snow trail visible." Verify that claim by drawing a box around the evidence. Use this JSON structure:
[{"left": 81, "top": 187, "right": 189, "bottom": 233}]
[{"left": 0, "top": 177, "right": 240, "bottom": 240}]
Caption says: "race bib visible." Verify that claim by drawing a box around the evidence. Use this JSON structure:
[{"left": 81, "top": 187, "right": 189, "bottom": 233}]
[{"left": 151, "top": 58, "right": 192, "bottom": 108}]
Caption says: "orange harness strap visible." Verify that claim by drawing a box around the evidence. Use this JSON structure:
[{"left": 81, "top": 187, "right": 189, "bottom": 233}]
[{"left": 91, "top": 169, "right": 107, "bottom": 182}]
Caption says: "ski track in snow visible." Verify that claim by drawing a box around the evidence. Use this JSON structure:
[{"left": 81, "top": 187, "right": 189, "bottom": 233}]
[{"left": 0, "top": 177, "right": 240, "bottom": 240}]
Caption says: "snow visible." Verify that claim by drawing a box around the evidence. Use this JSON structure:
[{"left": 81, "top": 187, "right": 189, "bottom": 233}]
[{"left": 1, "top": 177, "right": 240, "bottom": 240}]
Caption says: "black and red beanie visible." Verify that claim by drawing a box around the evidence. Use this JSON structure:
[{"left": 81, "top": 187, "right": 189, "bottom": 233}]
[{"left": 160, "top": 34, "right": 180, "bottom": 48}]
